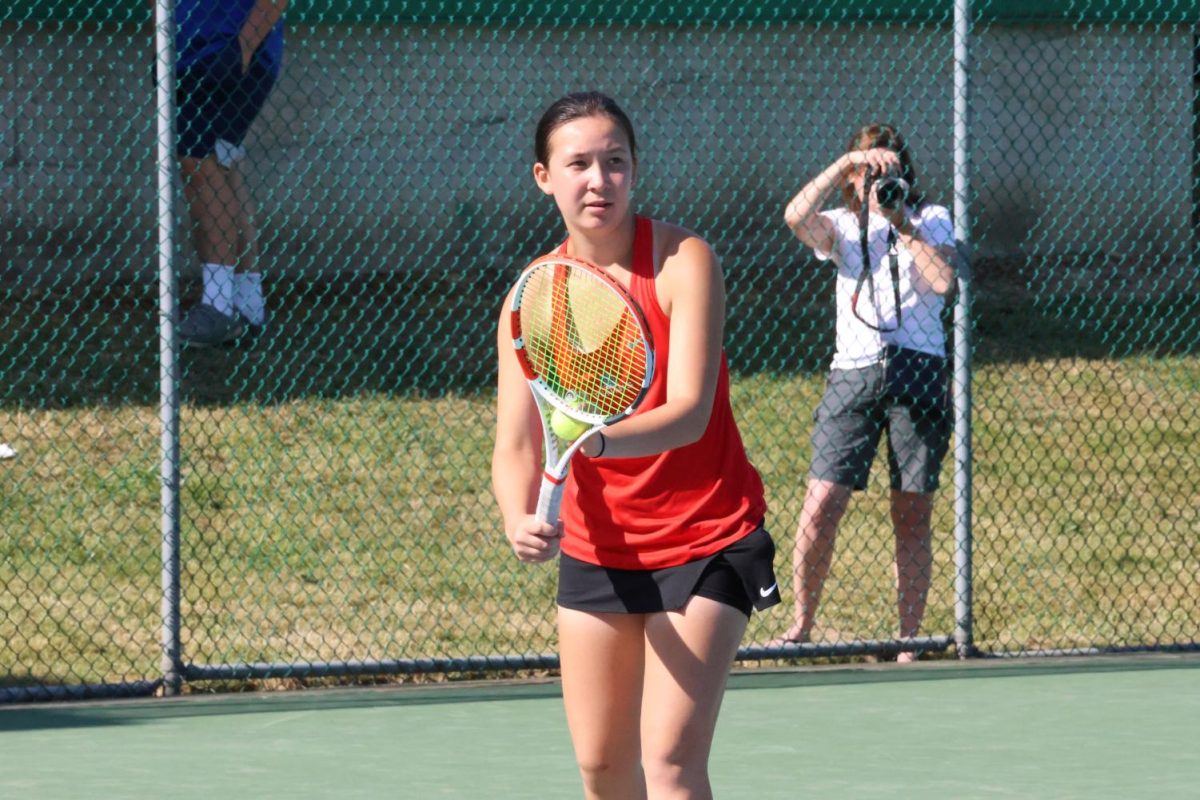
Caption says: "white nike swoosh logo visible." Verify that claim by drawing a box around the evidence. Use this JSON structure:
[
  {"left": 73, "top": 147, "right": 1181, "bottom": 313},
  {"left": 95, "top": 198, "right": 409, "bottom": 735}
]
[{"left": 759, "top": 583, "right": 778, "bottom": 597}]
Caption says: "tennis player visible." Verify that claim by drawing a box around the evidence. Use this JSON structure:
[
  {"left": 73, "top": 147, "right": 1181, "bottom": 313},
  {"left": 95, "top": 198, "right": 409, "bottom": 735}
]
[
  {"left": 492, "top": 92, "right": 779, "bottom": 799},
  {"left": 777, "top": 123, "right": 957, "bottom": 662}
]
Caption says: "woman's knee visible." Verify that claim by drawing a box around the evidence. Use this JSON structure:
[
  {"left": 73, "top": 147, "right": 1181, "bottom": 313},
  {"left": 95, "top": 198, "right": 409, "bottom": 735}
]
[
  {"left": 641, "top": 745, "right": 708, "bottom": 793},
  {"left": 574, "top": 752, "right": 642, "bottom": 795},
  {"left": 890, "top": 490, "right": 934, "bottom": 532},
  {"left": 801, "top": 480, "right": 852, "bottom": 532}
]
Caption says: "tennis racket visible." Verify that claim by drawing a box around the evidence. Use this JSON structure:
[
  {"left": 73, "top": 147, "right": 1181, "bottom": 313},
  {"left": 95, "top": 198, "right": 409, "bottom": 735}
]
[{"left": 509, "top": 254, "right": 655, "bottom": 524}]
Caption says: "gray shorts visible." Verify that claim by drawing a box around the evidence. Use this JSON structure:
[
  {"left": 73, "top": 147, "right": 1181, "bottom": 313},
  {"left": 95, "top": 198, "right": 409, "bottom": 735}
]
[{"left": 809, "top": 346, "right": 950, "bottom": 493}]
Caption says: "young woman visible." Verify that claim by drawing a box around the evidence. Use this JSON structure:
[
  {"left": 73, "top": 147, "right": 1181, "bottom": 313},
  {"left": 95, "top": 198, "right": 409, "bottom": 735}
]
[
  {"left": 777, "top": 123, "right": 956, "bottom": 662},
  {"left": 492, "top": 92, "right": 779, "bottom": 799}
]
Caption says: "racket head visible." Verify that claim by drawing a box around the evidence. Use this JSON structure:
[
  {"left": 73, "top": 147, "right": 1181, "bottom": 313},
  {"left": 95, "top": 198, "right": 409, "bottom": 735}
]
[{"left": 510, "top": 255, "right": 654, "bottom": 424}]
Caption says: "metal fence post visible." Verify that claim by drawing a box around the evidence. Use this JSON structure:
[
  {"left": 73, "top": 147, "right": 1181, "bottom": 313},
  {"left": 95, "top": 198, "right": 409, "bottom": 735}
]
[
  {"left": 1192, "top": 23, "right": 1199, "bottom": 269},
  {"left": 155, "top": 0, "right": 183, "bottom": 696},
  {"left": 953, "top": 0, "right": 975, "bottom": 658}
]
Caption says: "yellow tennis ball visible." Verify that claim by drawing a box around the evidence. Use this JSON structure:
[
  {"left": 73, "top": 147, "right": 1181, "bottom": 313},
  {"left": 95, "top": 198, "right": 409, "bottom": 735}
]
[{"left": 550, "top": 408, "right": 589, "bottom": 441}]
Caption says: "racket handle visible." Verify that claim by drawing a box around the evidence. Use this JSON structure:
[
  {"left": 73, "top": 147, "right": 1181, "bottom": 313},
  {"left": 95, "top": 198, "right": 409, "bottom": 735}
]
[{"left": 535, "top": 476, "right": 565, "bottom": 525}]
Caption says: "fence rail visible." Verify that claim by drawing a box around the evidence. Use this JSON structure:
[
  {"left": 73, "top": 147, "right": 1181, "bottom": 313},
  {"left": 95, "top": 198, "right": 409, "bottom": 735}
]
[{"left": 9, "top": 1, "right": 1200, "bottom": 24}]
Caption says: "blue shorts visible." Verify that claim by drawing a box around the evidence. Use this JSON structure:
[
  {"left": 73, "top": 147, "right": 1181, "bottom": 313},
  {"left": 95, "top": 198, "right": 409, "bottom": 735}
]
[
  {"left": 809, "top": 346, "right": 950, "bottom": 493},
  {"left": 176, "top": 40, "right": 278, "bottom": 160}
]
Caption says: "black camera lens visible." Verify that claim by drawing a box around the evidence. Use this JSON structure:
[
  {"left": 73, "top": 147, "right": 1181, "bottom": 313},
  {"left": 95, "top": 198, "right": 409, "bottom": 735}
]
[{"left": 874, "top": 176, "right": 909, "bottom": 209}]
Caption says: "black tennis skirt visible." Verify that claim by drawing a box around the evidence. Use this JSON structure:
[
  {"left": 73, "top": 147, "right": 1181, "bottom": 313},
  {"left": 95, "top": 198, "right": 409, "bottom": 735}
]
[{"left": 557, "top": 526, "right": 781, "bottom": 618}]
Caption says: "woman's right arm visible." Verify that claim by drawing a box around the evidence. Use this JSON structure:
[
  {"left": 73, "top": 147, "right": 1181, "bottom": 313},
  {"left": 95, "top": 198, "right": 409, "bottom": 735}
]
[
  {"left": 784, "top": 149, "right": 902, "bottom": 253},
  {"left": 491, "top": 294, "right": 562, "bottom": 563},
  {"left": 782, "top": 155, "right": 849, "bottom": 253}
]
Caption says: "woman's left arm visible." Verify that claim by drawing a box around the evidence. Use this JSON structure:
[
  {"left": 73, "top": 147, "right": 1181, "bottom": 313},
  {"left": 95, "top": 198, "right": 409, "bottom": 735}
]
[
  {"left": 577, "top": 234, "right": 723, "bottom": 458},
  {"left": 658, "top": 235, "right": 724, "bottom": 442},
  {"left": 895, "top": 218, "right": 956, "bottom": 296}
]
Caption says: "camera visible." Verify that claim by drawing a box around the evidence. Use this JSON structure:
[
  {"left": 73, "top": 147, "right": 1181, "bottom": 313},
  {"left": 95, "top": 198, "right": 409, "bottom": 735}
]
[{"left": 873, "top": 175, "right": 910, "bottom": 210}]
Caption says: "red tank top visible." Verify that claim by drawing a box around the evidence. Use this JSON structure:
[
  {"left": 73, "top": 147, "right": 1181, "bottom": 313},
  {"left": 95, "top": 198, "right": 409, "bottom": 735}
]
[{"left": 559, "top": 216, "right": 767, "bottom": 569}]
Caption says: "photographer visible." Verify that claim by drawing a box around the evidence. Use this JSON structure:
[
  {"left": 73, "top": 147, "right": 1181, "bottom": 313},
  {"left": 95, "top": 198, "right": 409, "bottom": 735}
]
[{"left": 776, "top": 124, "right": 956, "bottom": 662}]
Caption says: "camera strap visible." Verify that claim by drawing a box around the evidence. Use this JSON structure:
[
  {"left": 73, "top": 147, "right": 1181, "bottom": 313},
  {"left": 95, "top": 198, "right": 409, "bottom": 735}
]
[{"left": 851, "top": 180, "right": 902, "bottom": 333}]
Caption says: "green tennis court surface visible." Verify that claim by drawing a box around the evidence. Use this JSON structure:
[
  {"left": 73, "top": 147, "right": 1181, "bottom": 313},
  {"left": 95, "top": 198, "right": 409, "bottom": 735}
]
[{"left": 2, "top": 655, "right": 1196, "bottom": 799}]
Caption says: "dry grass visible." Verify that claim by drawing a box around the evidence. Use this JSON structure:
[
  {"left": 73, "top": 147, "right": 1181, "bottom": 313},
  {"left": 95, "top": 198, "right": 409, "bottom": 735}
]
[{"left": 3, "top": 354, "right": 1198, "bottom": 689}]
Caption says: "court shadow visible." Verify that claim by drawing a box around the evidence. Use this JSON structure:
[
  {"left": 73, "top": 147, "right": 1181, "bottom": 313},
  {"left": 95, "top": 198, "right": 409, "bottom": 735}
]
[
  {"left": 0, "top": 677, "right": 565, "bottom": 732},
  {"left": 728, "top": 649, "right": 1200, "bottom": 692}
]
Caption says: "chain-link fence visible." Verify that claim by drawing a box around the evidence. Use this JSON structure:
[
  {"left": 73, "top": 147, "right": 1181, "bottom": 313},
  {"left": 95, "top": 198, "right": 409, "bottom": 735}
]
[{"left": 1, "top": 1, "right": 1197, "bottom": 701}]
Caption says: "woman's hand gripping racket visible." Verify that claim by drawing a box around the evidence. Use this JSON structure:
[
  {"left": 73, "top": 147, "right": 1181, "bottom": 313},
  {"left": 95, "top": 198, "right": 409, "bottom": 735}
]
[{"left": 509, "top": 254, "right": 654, "bottom": 524}]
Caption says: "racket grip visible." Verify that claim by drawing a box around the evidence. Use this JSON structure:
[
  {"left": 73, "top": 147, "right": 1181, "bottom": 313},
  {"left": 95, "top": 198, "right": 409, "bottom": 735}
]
[{"left": 535, "top": 476, "right": 565, "bottom": 525}]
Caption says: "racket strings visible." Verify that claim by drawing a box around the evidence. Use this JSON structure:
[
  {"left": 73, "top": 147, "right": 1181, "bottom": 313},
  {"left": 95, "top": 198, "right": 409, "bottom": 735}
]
[{"left": 520, "top": 264, "right": 649, "bottom": 418}]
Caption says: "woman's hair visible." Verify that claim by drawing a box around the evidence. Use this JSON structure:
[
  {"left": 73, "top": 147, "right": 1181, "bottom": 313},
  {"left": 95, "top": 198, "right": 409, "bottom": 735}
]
[
  {"left": 534, "top": 92, "right": 637, "bottom": 167},
  {"left": 841, "top": 122, "right": 925, "bottom": 212}
]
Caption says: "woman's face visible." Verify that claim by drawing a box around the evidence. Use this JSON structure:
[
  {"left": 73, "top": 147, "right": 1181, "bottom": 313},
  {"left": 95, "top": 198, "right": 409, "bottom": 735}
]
[{"left": 533, "top": 114, "right": 636, "bottom": 234}]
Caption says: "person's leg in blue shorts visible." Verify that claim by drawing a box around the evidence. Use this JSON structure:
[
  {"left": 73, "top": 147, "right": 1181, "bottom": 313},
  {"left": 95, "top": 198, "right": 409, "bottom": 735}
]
[{"left": 177, "top": 42, "right": 277, "bottom": 346}]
